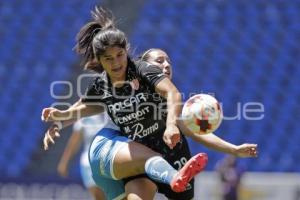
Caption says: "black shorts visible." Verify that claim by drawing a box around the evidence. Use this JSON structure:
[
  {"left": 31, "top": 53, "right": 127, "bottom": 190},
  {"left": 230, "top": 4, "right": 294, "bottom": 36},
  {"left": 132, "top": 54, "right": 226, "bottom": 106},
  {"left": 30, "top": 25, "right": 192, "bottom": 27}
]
[{"left": 123, "top": 135, "right": 193, "bottom": 200}]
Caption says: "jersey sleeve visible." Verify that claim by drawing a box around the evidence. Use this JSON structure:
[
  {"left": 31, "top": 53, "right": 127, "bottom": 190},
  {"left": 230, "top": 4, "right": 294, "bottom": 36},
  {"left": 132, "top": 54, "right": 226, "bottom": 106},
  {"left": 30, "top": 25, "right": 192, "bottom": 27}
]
[
  {"left": 81, "top": 77, "right": 104, "bottom": 103},
  {"left": 137, "top": 61, "right": 167, "bottom": 89}
]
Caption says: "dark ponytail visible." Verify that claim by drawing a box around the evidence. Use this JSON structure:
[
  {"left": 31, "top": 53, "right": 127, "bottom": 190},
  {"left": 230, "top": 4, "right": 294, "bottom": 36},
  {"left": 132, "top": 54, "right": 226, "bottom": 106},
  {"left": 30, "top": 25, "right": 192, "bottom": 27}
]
[
  {"left": 74, "top": 6, "right": 129, "bottom": 73},
  {"left": 75, "top": 21, "right": 101, "bottom": 63}
]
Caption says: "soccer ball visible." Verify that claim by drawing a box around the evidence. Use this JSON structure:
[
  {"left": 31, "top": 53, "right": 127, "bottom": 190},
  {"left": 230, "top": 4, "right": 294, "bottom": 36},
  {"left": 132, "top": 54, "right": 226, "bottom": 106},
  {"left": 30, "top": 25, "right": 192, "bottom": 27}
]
[{"left": 181, "top": 94, "right": 223, "bottom": 134}]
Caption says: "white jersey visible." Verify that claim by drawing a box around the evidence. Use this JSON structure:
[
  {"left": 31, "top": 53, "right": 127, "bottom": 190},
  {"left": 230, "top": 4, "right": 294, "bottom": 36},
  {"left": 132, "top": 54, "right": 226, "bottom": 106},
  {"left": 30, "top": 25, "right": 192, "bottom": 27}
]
[{"left": 73, "top": 112, "right": 120, "bottom": 166}]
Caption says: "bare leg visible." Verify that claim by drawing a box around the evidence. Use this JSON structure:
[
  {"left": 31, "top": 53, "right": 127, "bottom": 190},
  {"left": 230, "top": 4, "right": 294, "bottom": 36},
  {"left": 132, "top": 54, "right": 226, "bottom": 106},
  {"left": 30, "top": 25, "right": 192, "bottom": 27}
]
[
  {"left": 112, "top": 140, "right": 207, "bottom": 198},
  {"left": 113, "top": 141, "right": 161, "bottom": 179},
  {"left": 88, "top": 186, "right": 106, "bottom": 200},
  {"left": 125, "top": 178, "right": 157, "bottom": 200}
]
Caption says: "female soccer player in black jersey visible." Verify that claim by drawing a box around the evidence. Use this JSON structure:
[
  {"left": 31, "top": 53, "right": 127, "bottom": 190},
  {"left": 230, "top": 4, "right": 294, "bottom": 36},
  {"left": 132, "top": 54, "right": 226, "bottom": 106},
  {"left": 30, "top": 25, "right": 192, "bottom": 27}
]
[
  {"left": 42, "top": 7, "right": 257, "bottom": 200},
  {"left": 43, "top": 7, "right": 207, "bottom": 200}
]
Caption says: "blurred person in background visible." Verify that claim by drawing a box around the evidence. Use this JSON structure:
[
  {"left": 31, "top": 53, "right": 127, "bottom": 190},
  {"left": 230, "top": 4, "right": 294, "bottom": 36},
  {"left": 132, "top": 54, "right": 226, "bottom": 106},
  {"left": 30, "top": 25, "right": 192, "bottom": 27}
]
[
  {"left": 215, "top": 155, "right": 244, "bottom": 200},
  {"left": 57, "top": 114, "right": 125, "bottom": 200}
]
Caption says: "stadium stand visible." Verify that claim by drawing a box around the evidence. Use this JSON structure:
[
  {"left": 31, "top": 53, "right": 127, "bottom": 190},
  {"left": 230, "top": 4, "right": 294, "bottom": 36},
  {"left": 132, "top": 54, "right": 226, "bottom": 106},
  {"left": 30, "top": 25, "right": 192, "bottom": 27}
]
[{"left": 0, "top": 0, "right": 299, "bottom": 180}]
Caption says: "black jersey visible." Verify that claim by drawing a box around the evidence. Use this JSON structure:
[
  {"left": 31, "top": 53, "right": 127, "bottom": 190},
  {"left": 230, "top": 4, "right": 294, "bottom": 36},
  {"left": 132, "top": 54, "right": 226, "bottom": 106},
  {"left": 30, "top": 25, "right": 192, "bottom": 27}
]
[
  {"left": 82, "top": 59, "right": 194, "bottom": 199},
  {"left": 82, "top": 59, "right": 169, "bottom": 148}
]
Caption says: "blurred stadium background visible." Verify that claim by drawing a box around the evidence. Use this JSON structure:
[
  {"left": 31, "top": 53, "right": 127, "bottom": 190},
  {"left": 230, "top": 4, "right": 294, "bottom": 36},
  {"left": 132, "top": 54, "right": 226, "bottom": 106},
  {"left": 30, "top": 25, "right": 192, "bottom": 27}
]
[{"left": 0, "top": 0, "right": 299, "bottom": 199}]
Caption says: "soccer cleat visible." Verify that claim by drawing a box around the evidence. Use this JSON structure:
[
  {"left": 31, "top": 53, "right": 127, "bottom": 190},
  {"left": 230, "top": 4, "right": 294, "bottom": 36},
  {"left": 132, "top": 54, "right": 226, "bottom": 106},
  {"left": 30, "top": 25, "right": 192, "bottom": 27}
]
[{"left": 170, "top": 153, "right": 208, "bottom": 192}]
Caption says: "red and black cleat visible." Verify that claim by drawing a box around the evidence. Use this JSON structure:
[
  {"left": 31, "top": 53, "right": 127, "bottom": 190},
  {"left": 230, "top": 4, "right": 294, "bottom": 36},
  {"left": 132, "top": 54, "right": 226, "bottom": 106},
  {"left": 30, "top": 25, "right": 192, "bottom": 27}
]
[{"left": 170, "top": 153, "right": 208, "bottom": 192}]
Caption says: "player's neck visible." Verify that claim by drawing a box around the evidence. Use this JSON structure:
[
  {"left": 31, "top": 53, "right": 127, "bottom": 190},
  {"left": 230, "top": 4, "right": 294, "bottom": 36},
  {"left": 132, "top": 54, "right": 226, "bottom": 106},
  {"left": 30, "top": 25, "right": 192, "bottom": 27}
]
[{"left": 111, "top": 75, "right": 126, "bottom": 88}]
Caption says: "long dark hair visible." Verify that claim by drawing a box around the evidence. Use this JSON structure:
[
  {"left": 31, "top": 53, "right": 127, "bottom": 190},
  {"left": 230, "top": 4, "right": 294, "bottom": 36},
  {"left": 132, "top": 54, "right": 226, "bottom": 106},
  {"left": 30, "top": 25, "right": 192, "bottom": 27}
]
[{"left": 74, "top": 7, "right": 129, "bottom": 73}]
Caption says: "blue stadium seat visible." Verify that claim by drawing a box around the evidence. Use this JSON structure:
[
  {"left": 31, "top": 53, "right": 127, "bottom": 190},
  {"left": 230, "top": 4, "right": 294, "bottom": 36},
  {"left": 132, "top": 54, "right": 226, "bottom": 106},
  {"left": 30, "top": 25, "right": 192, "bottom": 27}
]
[
  {"left": 0, "top": 0, "right": 100, "bottom": 177},
  {"left": 1, "top": 0, "right": 299, "bottom": 177}
]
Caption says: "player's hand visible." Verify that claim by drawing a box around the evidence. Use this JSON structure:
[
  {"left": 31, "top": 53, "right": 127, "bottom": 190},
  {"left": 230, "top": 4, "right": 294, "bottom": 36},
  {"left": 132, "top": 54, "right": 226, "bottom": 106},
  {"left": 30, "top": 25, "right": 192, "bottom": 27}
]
[
  {"left": 41, "top": 107, "right": 63, "bottom": 122},
  {"left": 163, "top": 124, "right": 181, "bottom": 149},
  {"left": 234, "top": 143, "right": 258, "bottom": 157},
  {"left": 57, "top": 162, "right": 69, "bottom": 177},
  {"left": 43, "top": 123, "right": 61, "bottom": 150}
]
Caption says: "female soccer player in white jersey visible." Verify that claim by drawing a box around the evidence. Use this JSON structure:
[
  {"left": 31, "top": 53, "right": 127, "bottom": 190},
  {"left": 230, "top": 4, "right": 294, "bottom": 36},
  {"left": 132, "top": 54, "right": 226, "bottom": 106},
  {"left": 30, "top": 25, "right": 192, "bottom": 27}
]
[{"left": 57, "top": 114, "right": 125, "bottom": 200}]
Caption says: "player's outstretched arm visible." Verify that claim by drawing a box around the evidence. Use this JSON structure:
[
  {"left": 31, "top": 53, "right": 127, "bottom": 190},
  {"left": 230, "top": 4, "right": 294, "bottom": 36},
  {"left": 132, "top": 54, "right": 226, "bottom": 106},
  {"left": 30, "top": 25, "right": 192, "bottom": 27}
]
[
  {"left": 155, "top": 78, "right": 182, "bottom": 149},
  {"left": 57, "top": 129, "right": 83, "bottom": 177},
  {"left": 41, "top": 100, "right": 104, "bottom": 122},
  {"left": 177, "top": 120, "right": 258, "bottom": 158},
  {"left": 42, "top": 100, "right": 104, "bottom": 150}
]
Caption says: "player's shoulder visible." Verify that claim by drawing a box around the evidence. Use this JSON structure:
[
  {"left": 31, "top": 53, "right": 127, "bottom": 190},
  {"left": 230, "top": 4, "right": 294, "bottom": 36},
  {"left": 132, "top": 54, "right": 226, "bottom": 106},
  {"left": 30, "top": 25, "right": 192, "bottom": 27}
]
[
  {"left": 135, "top": 60, "right": 162, "bottom": 74},
  {"left": 135, "top": 60, "right": 154, "bottom": 69},
  {"left": 88, "top": 72, "right": 109, "bottom": 93},
  {"left": 93, "top": 72, "right": 108, "bottom": 84}
]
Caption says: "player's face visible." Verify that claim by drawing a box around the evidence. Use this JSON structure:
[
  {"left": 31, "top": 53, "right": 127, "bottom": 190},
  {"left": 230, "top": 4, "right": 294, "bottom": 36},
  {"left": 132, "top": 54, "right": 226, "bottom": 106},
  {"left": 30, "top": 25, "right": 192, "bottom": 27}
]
[
  {"left": 146, "top": 50, "right": 173, "bottom": 79},
  {"left": 99, "top": 46, "right": 128, "bottom": 82}
]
